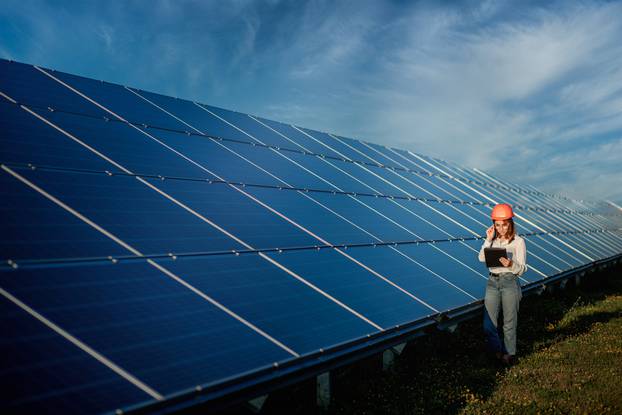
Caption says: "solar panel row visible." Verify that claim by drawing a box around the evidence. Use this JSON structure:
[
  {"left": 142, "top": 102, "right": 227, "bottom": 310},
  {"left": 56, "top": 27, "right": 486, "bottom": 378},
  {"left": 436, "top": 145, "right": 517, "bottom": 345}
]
[{"left": 1, "top": 59, "right": 621, "bottom": 414}]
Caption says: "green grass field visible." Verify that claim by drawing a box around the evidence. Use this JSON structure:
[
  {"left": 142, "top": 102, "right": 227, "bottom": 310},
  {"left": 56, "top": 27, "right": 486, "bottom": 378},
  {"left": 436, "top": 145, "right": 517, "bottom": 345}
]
[{"left": 331, "top": 263, "right": 622, "bottom": 414}]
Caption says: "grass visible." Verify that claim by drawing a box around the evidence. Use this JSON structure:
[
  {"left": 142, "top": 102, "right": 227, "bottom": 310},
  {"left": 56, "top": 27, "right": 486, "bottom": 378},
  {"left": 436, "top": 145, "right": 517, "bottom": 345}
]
[{"left": 329, "top": 263, "right": 622, "bottom": 415}]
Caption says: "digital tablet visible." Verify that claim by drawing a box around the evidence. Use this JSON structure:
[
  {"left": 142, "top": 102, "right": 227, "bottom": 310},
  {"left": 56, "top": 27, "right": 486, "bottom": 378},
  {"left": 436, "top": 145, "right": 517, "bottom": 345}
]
[{"left": 484, "top": 247, "right": 507, "bottom": 267}]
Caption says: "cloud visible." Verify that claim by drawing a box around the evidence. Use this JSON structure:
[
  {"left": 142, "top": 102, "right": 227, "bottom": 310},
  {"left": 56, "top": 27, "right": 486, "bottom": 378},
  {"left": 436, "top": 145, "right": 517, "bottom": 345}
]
[
  {"left": 283, "top": 1, "right": 380, "bottom": 79},
  {"left": 345, "top": 1, "right": 622, "bottom": 203},
  {"left": 1, "top": 0, "right": 620, "bottom": 205}
]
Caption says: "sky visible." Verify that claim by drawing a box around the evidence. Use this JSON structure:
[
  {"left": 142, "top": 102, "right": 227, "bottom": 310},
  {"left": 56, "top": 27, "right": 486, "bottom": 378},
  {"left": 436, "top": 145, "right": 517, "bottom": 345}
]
[{"left": 1, "top": 0, "right": 621, "bottom": 206}]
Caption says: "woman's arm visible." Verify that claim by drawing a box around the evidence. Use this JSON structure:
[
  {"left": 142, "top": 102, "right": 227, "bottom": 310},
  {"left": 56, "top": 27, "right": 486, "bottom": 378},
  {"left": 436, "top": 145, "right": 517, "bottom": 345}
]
[
  {"left": 478, "top": 226, "right": 495, "bottom": 262},
  {"left": 508, "top": 237, "right": 527, "bottom": 276}
]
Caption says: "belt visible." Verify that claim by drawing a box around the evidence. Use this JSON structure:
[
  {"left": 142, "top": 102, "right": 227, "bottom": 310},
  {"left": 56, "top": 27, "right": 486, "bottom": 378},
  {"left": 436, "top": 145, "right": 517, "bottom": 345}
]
[{"left": 489, "top": 272, "right": 516, "bottom": 278}]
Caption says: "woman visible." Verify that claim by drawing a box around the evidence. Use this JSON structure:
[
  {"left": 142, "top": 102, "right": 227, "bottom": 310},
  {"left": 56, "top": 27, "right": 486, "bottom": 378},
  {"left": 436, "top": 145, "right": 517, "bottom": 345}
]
[{"left": 478, "top": 203, "right": 527, "bottom": 365}]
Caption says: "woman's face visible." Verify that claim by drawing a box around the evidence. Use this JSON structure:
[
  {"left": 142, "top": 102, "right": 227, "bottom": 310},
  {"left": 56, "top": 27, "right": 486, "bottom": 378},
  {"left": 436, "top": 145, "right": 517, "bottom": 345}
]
[{"left": 494, "top": 220, "right": 511, "bottom": 238}]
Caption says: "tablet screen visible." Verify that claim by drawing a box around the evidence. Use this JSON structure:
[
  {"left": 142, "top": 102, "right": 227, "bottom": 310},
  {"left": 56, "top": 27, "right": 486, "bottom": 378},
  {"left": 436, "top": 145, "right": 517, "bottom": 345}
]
[{"left": 484, "top": 247, "right": 507, "bottom": 267}]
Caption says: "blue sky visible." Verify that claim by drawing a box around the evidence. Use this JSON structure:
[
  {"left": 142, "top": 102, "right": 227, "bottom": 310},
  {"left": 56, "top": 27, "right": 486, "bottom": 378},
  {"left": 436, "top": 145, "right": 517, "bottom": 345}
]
[{"left": 1, "top": 0, "right": 621, "bottom": 206}]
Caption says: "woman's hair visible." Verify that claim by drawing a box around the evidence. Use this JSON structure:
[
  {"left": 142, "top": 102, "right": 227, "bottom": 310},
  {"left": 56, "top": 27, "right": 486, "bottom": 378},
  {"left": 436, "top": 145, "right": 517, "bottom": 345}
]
[{"left": 494, "top": 218, "right": 515, "bottom": 242}]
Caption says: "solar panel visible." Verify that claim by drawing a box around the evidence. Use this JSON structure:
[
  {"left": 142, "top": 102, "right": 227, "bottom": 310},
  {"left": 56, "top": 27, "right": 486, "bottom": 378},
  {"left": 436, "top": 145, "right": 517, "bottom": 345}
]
[{"left": 2, "top": 58, "right": 621, "bottom": 414}]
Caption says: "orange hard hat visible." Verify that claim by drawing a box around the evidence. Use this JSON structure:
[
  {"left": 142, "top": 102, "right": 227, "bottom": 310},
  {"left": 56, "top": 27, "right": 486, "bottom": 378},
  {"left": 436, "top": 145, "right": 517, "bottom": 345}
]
[{"left": 491, "top": 203, "right": 514, "bottom": 220}]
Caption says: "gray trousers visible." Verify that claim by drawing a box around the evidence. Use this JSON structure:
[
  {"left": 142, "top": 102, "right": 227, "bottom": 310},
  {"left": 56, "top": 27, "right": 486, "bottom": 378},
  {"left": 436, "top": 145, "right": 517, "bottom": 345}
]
[{"left": 484, "top": 272, "right": 522, "bottom": 355}]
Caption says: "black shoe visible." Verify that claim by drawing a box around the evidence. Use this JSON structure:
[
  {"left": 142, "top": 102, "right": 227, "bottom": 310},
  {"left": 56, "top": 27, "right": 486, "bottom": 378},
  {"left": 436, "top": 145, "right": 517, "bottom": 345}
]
[{"left": 501, "top": 354, "right": 516, "bottom": 365}]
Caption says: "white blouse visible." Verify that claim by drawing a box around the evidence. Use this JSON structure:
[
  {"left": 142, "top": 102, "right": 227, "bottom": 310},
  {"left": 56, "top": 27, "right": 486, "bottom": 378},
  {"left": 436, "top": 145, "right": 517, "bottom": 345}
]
[{"left": 478, "top": 235, "right": 527, "bottom": 276}]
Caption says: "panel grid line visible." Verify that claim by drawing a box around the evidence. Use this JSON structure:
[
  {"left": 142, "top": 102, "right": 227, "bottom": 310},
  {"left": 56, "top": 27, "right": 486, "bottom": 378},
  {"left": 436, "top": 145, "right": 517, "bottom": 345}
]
[
  {"left": 408, "top": 151, "right": 596, "bottom": 262},
  {"left": 1, "top": 163, "right": 301, "bottom": 357},
  {"left": 470, "top": 167, "right": 610, "bottom": 259},
  {"left": 2, "top": 227, "right": 609, "bottom": 271},
  {"left": 31, "top": 69, "right": 387, "bottom": 329},
  {"left": 124, "top": 91, "right": 439, "bottom": 313},
  {"left": 0, "top": 286, "right": 164, "bottom": 400},
  {"left": 325, "top": 134, "right": 568, "bottom": 278},
  {"left": 0, "top": 94, "right": 600, "bottom": 205},
  {"left": 197, "top": 103, "right": 485, "bottom": 307}
]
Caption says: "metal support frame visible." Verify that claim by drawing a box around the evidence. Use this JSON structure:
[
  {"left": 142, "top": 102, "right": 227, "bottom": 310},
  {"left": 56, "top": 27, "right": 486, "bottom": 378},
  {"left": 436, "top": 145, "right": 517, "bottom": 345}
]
[
  {"left": 316, "top": 372, "right": 331, "bottom": 409},
  {"left": 246, "top": 395, "right": 268, "bottom": 413},
  {"left": 443, "top": 323, "right": 459, "bottom": 333},
  {"left": 382, "top": 342, "right": 407, "bottom": 370}
]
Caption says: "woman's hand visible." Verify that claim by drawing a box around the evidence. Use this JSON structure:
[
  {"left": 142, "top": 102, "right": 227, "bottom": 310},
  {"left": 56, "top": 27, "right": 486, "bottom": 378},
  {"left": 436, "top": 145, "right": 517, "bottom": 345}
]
[
  {"left": 499, "top": 257, "right": 512, "bottom": 267},
  {"left": 485, "top": 225, "right": 494, "bottom": 242}
]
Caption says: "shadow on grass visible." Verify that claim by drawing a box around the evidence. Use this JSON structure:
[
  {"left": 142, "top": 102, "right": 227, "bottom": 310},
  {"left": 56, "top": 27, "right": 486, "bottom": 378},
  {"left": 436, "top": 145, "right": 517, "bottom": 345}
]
[{"left": 329, "top": 263, "right": 622, "bottom": 415}]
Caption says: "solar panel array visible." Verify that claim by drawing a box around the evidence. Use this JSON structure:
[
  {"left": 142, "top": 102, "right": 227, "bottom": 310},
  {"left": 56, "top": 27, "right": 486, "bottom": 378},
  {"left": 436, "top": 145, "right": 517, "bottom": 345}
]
[{"left": 2, "top": 59, "right": 621, "bottom": 414}]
